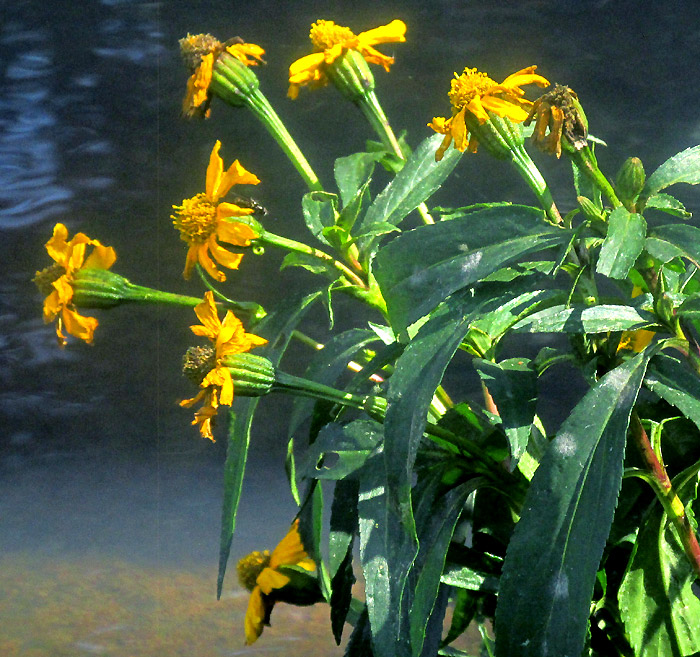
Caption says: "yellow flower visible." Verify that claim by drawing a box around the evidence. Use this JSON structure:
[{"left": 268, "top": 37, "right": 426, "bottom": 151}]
[
  {"left": 429, "top": 65, "right": 550, "bottom": 161},
  {"left": 288, "top": 19, "right": 406, "bottom": 99},
  {"left": 33, "top": 223, "right": 116, "bottom": 347},
  {"left": 180, "top": 34, "right": 265, "bottom": 118},
  {"left": 180, "top": 291, "right": 267, "bottom": 440},
  {"left": 237, "top": 519, "right": 317, "bottom": 645},
  {"left": 617, "top": 286, "right": 656, "bottom": 353},
  {"left": 171, "top": 140, "right": 261, "bottom": 282}
]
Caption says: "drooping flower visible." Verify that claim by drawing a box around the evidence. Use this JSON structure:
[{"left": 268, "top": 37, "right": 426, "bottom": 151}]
[
  {"left": 33, "top": 223, "right": 116, "bottom": 347},
  {"left": 180, "top": 34, "right": 265, "bottom": 118},
  {"left": 171, "top": 140, "right": 261, "bottom": 282},
  {"left": 288, "top": 19, "right": 406, "bottom": 99},
  {"left": 180, "top": 291, "right": 267, "bottom": 440},
  {"left": 429, "top": 65, "right": 550, "bottom": 161},
  {"left": 524, "top": 84, "right": 588, "bottom": 158},
  {"left": 237, "top": 519, "right": 319, "bottom": 645}
]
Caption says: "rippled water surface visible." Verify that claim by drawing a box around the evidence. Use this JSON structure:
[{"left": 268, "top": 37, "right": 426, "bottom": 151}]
[{"left": 2, "top": 0, "right": 699, "bottom": 654}]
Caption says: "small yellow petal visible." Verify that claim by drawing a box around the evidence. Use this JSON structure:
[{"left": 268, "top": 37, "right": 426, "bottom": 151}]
[
  {"left": 206, "top": 140, "right": 224, "bottom": 201},
  {"left": 244, "top": 587, "right": 267, "bottom": 645},
  {"left": 256, "top": 567, "right": 291, "bottom": 595},
  {"left": 357, "top": 19, "right": 407, "bottom": 46}
]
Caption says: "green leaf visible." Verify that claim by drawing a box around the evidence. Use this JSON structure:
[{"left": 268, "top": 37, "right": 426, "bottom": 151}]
[
  {"left": 646, "top": 224, "right": 700, "bottom": 268},
  {"left": 410, "top": 478, "right": 476, "bottom": 657},
  {"left": 641, "top": 145, "right": 700, "bottom": 202},
  {"left": 374, "top": 206, "right": 569, "bottom": 331},
  {"left": 358, "top": 455, "right": 414, "bottom": 657},
  {"left": 288, "top": 328, "right": 380, "bottom": 448},
  {"left": 512, "top": 303, "right": 657, "bottom": 334},
  {"left": 618, "top": 465, "right": 700, "bottom": 656},
  {"left": 596, "top": 207, "right": 647, "bottom": 279},
  {"left": 644, "top": 193, "right": 692, "bottom": 219},
  {"left": 299, "top": 480, "right": 329, "bottom": 599},
  {"left": 301, "top": 420, "right": 384, "bottom": 480},
  {"left": 217, "top": 290, "right": 322, "bottom": 598},
  {"left": 337, "top": 179, "right": 371, "bottom": 235},
  {"left": 473, "top": 358, "right": 537, "bottom": 467},
  {"left": 359, "top": 133, "right": 462, "bottom": 232},
  {"left": 334, "top": 151, "right": 382, "bottom": 206},
  {"left": 280, "top": 251, "right": 336, "bottom": 276},
  {"left": 302, "top": 191, "right": 338, "bottom": 246},
  {"left": 645, "top": 353, "right": 700, "bottom": 432},
  {"left": 677, "top": 294, "right": 700, "bottom": 320},
  {"left": 495, "top": 350, "right": 653, "bottom": 657}
]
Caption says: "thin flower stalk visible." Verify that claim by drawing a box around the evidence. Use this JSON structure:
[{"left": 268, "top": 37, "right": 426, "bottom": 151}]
[{"left": 631, "top": 414, "right": 700, "bottom": 579}]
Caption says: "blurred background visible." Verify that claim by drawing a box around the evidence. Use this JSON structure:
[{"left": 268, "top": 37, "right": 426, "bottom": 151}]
[{"left": 1, "top": 0, "right": 699, "bottom": 654}]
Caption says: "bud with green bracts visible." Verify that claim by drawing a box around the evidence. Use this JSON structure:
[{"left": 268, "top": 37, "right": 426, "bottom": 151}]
[
  {"left": 211, "top": 51, "right": 260, "bottom": 107},
  {"left": 221, "top": 353, "right": 387, "bottom": 421},
  {"left": 326, "top": 48, "right": 375, "bottom": 102},
  {"left": 71, "top": 268, "right": 202, "bottom": 309},
  {"left": 615, "top": 157, "right": 645, "bottom": 208}
]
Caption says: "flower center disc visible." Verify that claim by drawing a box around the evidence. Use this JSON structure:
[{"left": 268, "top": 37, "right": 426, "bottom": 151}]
[
  {"left": 172, "top": 193, "right": 218, "bottom": 244},
  {"left": 237, "top": 550, "right": 272, "bottom": 591},
  {"left": 310, "top": 20, "right": 355, "bottom": 50},
  {"left": 449, "top": 68, "right": 497, "bottom": 109}
]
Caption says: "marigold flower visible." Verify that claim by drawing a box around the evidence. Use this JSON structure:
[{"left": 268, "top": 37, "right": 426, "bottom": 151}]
[
  {"left": 180, "top": 291, "right": 267, "bottom": 440},
  {"left": 237, "top": 519, "right": 317, "bottom": 645},
  {"left": 171, "top": 140, "right": 261, "bottom": 282},
  {"left": 429, "top": 65, "right": 550, "bottom": 161},
  {"left": 180, "top": 34, "right": 265, "bottom": 118},
  {"left": 288, "top": 19, "right": 406, "bottom": 99},
  {"left": 33, "top": 223, "right": 116, "bottom": 347}
]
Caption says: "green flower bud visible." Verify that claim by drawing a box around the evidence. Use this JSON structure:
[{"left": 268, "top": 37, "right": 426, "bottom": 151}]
[{"left": 615, "top": 157, "right": 646, "bottom": 203}]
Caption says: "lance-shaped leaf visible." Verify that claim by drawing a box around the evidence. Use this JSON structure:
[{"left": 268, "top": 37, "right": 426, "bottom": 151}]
[
  {"left": 302, "top": 191, "right": 338, "bottom": 246},
  {"left": 619, "top": 463, "right": 700, "bottom": 656},
  {"left": 646, "top": 224, "right": 700, "bottom": 268},
  {"left": 645, "top": 353, "right": 700, "bottom": 432},
  {"left": 358, "top": 454, "right": 414, "bottom": 657},
  {"left": 217, "top": 290, "right": 321, "bottom": 598},
  {"left": 495, "top": 350, "right": 653, "bottom": 657},
  {"left": 640, "top": 145, "right": 700, "bottom": 205},
  {"left": 596, "top": 207, "right": 647, "bottom": 279},
  {"left": 409, "top": 477, "right": 476, "bottom": 657},
  {"left": 512, "top": 303, "right": 657, "bottom": 334},
  {"left": 358, "top": 132, "right": 462, "bottom": 235},
  {"left": 374, "top": 206, "right": 569, "bottom": 331},
  {"left": 473, "top": 358, "right": 537, "bottom": 467},
  {"left": 334, "top": 151, "right": 383, "bottom": 207}
]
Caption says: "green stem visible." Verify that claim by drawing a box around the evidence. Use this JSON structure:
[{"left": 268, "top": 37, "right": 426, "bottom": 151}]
[
  {"left": 195, "top": 265, "right": 266, "bottom": 322},
  {"left": 568, "top": 146, "right": 621, "bottom": 208},
  {"left": 631, "top": 413, "right": 700, "bottom": 579},
  {"left": 357, "top": 90, "right": 435, "bottom": 225},
  {"left": 244, "top": 89, "right": 324, "bottom": 192},
  {"left": 511, "top": 145, "right": 562, "bottom": 224},
  {"left": 257, "top": 230, "right": 367, "bottom": 289}
]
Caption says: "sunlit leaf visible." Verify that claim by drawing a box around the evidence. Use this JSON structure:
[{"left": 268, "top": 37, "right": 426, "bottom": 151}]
[{"left": 495, "top": 350, "right": 653, "bottom": 657}]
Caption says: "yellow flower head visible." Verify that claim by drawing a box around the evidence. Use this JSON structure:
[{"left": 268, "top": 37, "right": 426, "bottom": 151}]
[
  {"left": 180, "top": 34, "right": 265, "bottom": 118},
  {"left": 171, "top": 140, "right": 261, "bottom": 282},
  {"left": 288, "top": 19, "right": 406, "bottom": 99},
  {"left": 237, "top": 519, "right": 316, "bottom": 645},
  {"left": 180, "top": 291, "right": 267, "bottom": 440},
  {"left": 33, "top": 223, "right": 116, "bottom": 347},
  {"left": 429, "top": 65, "right": 550, "bottom": 161}
]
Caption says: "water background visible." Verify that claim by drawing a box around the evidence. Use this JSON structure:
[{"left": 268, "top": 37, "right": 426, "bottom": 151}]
[{"left": 1, "top": 0, "right": 699, "bottom": 654}]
